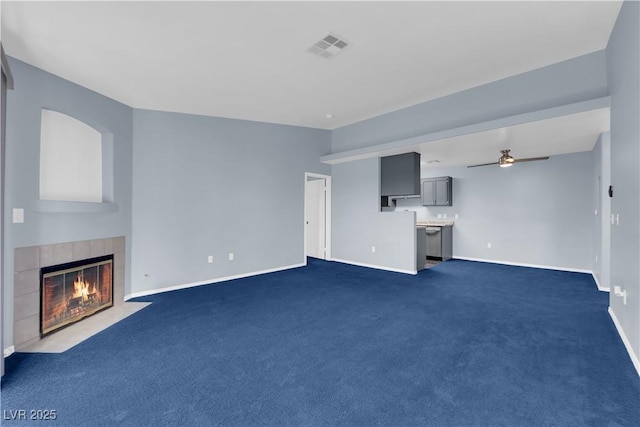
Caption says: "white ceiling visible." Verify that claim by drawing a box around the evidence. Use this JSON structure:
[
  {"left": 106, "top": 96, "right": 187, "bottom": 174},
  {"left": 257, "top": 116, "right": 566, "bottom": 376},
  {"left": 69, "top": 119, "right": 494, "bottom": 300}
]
[{"left": 1, "top": 0, "right": 622, "bottom": 131}]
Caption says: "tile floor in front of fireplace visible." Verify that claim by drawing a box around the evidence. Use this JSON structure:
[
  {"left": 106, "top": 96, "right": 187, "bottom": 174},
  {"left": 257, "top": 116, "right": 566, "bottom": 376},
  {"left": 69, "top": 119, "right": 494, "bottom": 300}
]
[{"left": 22, "top": 302, "right": 151, "bottom": 353}]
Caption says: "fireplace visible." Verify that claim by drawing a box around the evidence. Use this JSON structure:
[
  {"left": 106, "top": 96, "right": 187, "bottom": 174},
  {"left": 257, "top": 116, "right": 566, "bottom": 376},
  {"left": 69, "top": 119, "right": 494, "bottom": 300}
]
[{"left": 40, "top": 255, "right": 114, "bottom": 337}]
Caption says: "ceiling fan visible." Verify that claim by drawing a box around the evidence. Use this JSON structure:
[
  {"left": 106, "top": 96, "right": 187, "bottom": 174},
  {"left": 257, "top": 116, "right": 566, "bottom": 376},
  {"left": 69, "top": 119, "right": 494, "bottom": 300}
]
[{"left": 467, "top": 149, "right": 549, "bottom": 168}]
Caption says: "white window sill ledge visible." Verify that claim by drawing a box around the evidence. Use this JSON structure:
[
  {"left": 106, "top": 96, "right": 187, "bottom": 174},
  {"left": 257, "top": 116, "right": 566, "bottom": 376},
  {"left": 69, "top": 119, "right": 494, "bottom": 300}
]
[{"left": 34, "top": 200, "right": 118, "bottom": 214}]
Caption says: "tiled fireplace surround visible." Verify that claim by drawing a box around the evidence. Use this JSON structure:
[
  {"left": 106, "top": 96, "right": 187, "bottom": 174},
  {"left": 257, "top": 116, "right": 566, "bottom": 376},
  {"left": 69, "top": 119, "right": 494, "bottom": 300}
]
[{"left": 13, "top": 236, "right": 126, "bottom": 351}]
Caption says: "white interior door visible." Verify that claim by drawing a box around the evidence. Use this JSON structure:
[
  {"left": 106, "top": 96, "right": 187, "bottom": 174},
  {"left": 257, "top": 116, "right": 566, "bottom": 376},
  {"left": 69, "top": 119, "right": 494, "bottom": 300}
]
[{"left": 305, "top": 178, "right": 326, "bottom": 259}]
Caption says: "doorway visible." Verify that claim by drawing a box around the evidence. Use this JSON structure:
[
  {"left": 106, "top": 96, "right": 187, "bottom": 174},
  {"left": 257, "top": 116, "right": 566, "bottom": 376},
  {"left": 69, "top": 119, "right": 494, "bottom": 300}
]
[{"left": 304, "top": 173, "right": 331, "bottom": 261}]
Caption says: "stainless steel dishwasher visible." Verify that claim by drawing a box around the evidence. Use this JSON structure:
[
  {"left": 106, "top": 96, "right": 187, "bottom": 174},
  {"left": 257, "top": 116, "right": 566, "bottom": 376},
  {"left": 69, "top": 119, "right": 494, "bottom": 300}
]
[
  {"left": 425, "top": 225, "right": 453, "bottom": 261},
  {"left": 425, "top": 227, "right": 442, "bottom": 259}
]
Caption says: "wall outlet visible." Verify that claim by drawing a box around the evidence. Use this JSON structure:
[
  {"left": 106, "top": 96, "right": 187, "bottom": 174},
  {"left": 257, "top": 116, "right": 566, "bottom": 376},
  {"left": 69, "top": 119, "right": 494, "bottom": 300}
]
[
  {"left": 371, "top": 246, "right": 376, "bottom": 253},
  {"left": 595, "top": 254, "right": 598, "bottom": 263},
  {"left": 443, "top": 213, "right": 447, "bottom": 218},
  {"left": 487, "top": 242, "right": 492, "bottom": 249},
  {"left": 437, "top": 214, "right": 443, "bottom": 219},
  {"left": 228, "top": 252, "right": 234, "bottom": 261},
  {"left": 454, "top": 214, "right": 459, "bottom": 219},
  {"left": 208, "top": 255, "right": 213, "bottom": 264}
]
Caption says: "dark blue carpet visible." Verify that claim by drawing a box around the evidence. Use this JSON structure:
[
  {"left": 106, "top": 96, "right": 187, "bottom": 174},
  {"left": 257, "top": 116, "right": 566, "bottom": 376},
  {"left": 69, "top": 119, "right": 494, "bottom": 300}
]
[{"left": 2, "top": 259, "right": 639, "bottom": 426}]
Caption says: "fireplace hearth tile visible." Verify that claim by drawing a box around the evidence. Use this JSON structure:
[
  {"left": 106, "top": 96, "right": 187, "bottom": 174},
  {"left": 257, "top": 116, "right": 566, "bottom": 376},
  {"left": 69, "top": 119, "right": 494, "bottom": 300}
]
[
  {"left": 15, "top": 246, "right": 40, "bottom": 272},
  {"left": 113, "top": 236, "right": 125, "bottom": 254},
  {"left": 14, "top": 269, "right": 39, "bottom": 296},
  {"left": 52, "top": 242, "right": 74, "bottom": 265},
  {"left": 22, "top": 302, "right": 151, "bottom": 353},
  {"left": 72, "top": 240, "right": 92, "bottom": 260},
  {"left": 40, "top": 245, "right": 55, "bottom": 268},
  {"left": 104, "top": 238, "right": 113, "bottom": 254},
  {"left": 14, "top": 315, "right": 39, "bottom": 347},
  {"left": 14, "top": 291, "right": 39, "bottom": 322},
  {"left": 90, "top": 239, "right": 106, "bottom": 258},
  {"left": 113, "top": 287, "right": 125, "bottom": 306},
  {"left": 114, "top": 252, "right": 125, "bottom": 271},
  {"left": 20, "top": 337, "right": 40, "bottom": 349}
]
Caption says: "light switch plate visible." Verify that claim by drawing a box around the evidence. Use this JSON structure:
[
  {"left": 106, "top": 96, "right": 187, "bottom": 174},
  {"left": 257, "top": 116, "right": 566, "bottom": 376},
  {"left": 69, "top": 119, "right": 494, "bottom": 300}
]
[{"left": 12, "top": 208, "right": 24, "bottom": 224}]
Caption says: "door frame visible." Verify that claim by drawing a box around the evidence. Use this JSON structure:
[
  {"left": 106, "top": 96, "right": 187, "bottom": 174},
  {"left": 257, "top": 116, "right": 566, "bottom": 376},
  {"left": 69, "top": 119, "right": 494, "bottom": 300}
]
[
  {"left": 304, "top": 172, "right": 331, "bottom": 262},
  {"left": 1, "top": 44, "right": 14, "bottom": 377},
  {"left": 599, "top": 131, "right": 611, "bottom": 291}
]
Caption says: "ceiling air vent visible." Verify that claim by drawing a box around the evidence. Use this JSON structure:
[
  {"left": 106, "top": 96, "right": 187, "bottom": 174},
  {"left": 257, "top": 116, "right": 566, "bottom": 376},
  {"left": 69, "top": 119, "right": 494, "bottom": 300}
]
[{"left": 306, "top": 33, "right": 350, "bottom": 59}]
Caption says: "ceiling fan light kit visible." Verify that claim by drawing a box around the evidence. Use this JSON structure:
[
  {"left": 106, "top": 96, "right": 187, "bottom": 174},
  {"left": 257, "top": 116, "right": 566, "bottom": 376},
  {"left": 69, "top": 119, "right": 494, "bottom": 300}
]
[{"left": 498, "top": 150, "right": 514, "bottom": 167}]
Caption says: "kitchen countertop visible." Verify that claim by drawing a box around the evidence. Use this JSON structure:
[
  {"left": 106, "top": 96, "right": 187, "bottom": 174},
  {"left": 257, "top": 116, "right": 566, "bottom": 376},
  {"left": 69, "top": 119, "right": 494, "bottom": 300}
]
[{"left": 417, "top": 220, "right": 455, "bottom": 227}]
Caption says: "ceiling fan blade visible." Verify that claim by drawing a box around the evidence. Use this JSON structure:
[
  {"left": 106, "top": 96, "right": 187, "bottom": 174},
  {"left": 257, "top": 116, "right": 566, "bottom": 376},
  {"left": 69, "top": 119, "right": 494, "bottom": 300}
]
[
  {"left": 512, "top": 156, "right": 550, "bottom": 163},
  {"left": 467, "top": 162, "right": 499, "bottom": 168}
]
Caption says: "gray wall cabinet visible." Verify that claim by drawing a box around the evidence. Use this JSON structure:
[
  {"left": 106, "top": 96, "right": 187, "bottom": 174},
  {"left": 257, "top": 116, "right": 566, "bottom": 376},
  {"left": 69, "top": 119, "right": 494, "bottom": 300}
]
[
  {"left": 381, "top": 152, "right": 421, "bottom": 196},
  {"left": 421, "top": 176, "right": 452, "bottom": 206}
]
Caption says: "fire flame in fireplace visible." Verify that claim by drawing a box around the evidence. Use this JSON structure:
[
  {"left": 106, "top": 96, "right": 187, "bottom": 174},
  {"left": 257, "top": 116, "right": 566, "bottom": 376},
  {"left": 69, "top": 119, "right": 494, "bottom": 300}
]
[
  {"left": 71, "top": 274, "right": 97, "bottom": 302},
  {"left": 42, "top": 257, "right": 114, "bottom": 336}
]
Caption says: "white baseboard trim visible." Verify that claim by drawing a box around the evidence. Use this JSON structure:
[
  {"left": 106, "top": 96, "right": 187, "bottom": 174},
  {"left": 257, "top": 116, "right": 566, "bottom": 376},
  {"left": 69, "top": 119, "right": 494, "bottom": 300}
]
[
  {"left": 125, "top": 263, "right": 305, "bottom": 300},
  {"left": 3, "top": 345, "right": 15, "bottom": 358},
  {"left": 608, "top": 307, "right": 640, "bottom": 376},
  {"left": 591, "top": 273, "right": 610, "bottom": 292},
  {"left": 330, "top": 258, "right": 417, "bottom": 275},
  {"left": 453, "top": 256, "right": 592, "bottom": 274}
]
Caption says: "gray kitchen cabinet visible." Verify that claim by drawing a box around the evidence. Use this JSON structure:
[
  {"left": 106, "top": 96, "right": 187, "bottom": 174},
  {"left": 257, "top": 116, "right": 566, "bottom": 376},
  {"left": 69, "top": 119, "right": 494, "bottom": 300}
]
[
  {"left": 381, "top": 152, "right": 421, "bottom": 197},
  {"left": 421, "top": 176, "right": 452, "bottom": 206}
]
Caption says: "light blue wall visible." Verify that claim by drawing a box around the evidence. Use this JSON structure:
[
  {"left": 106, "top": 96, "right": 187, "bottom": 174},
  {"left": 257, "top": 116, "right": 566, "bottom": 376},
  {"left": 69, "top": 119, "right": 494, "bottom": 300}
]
[
  {"left": 3, "top": 58, "right": 133, "bottom": 347},
  {"left": 394, "top": 151, "right": 594, "bottom": 271},
  {"left": 606, "top": 0, "right": 640, "bottom": 368},
  {"left": 332, "top": 51, "right": 608, "bottom": 153},
  {"left": 332, "top": 158, "right": 416, "bottom": 273},
  {"left": 131, "top": 109, "right": 330, "bottom": 294}
]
